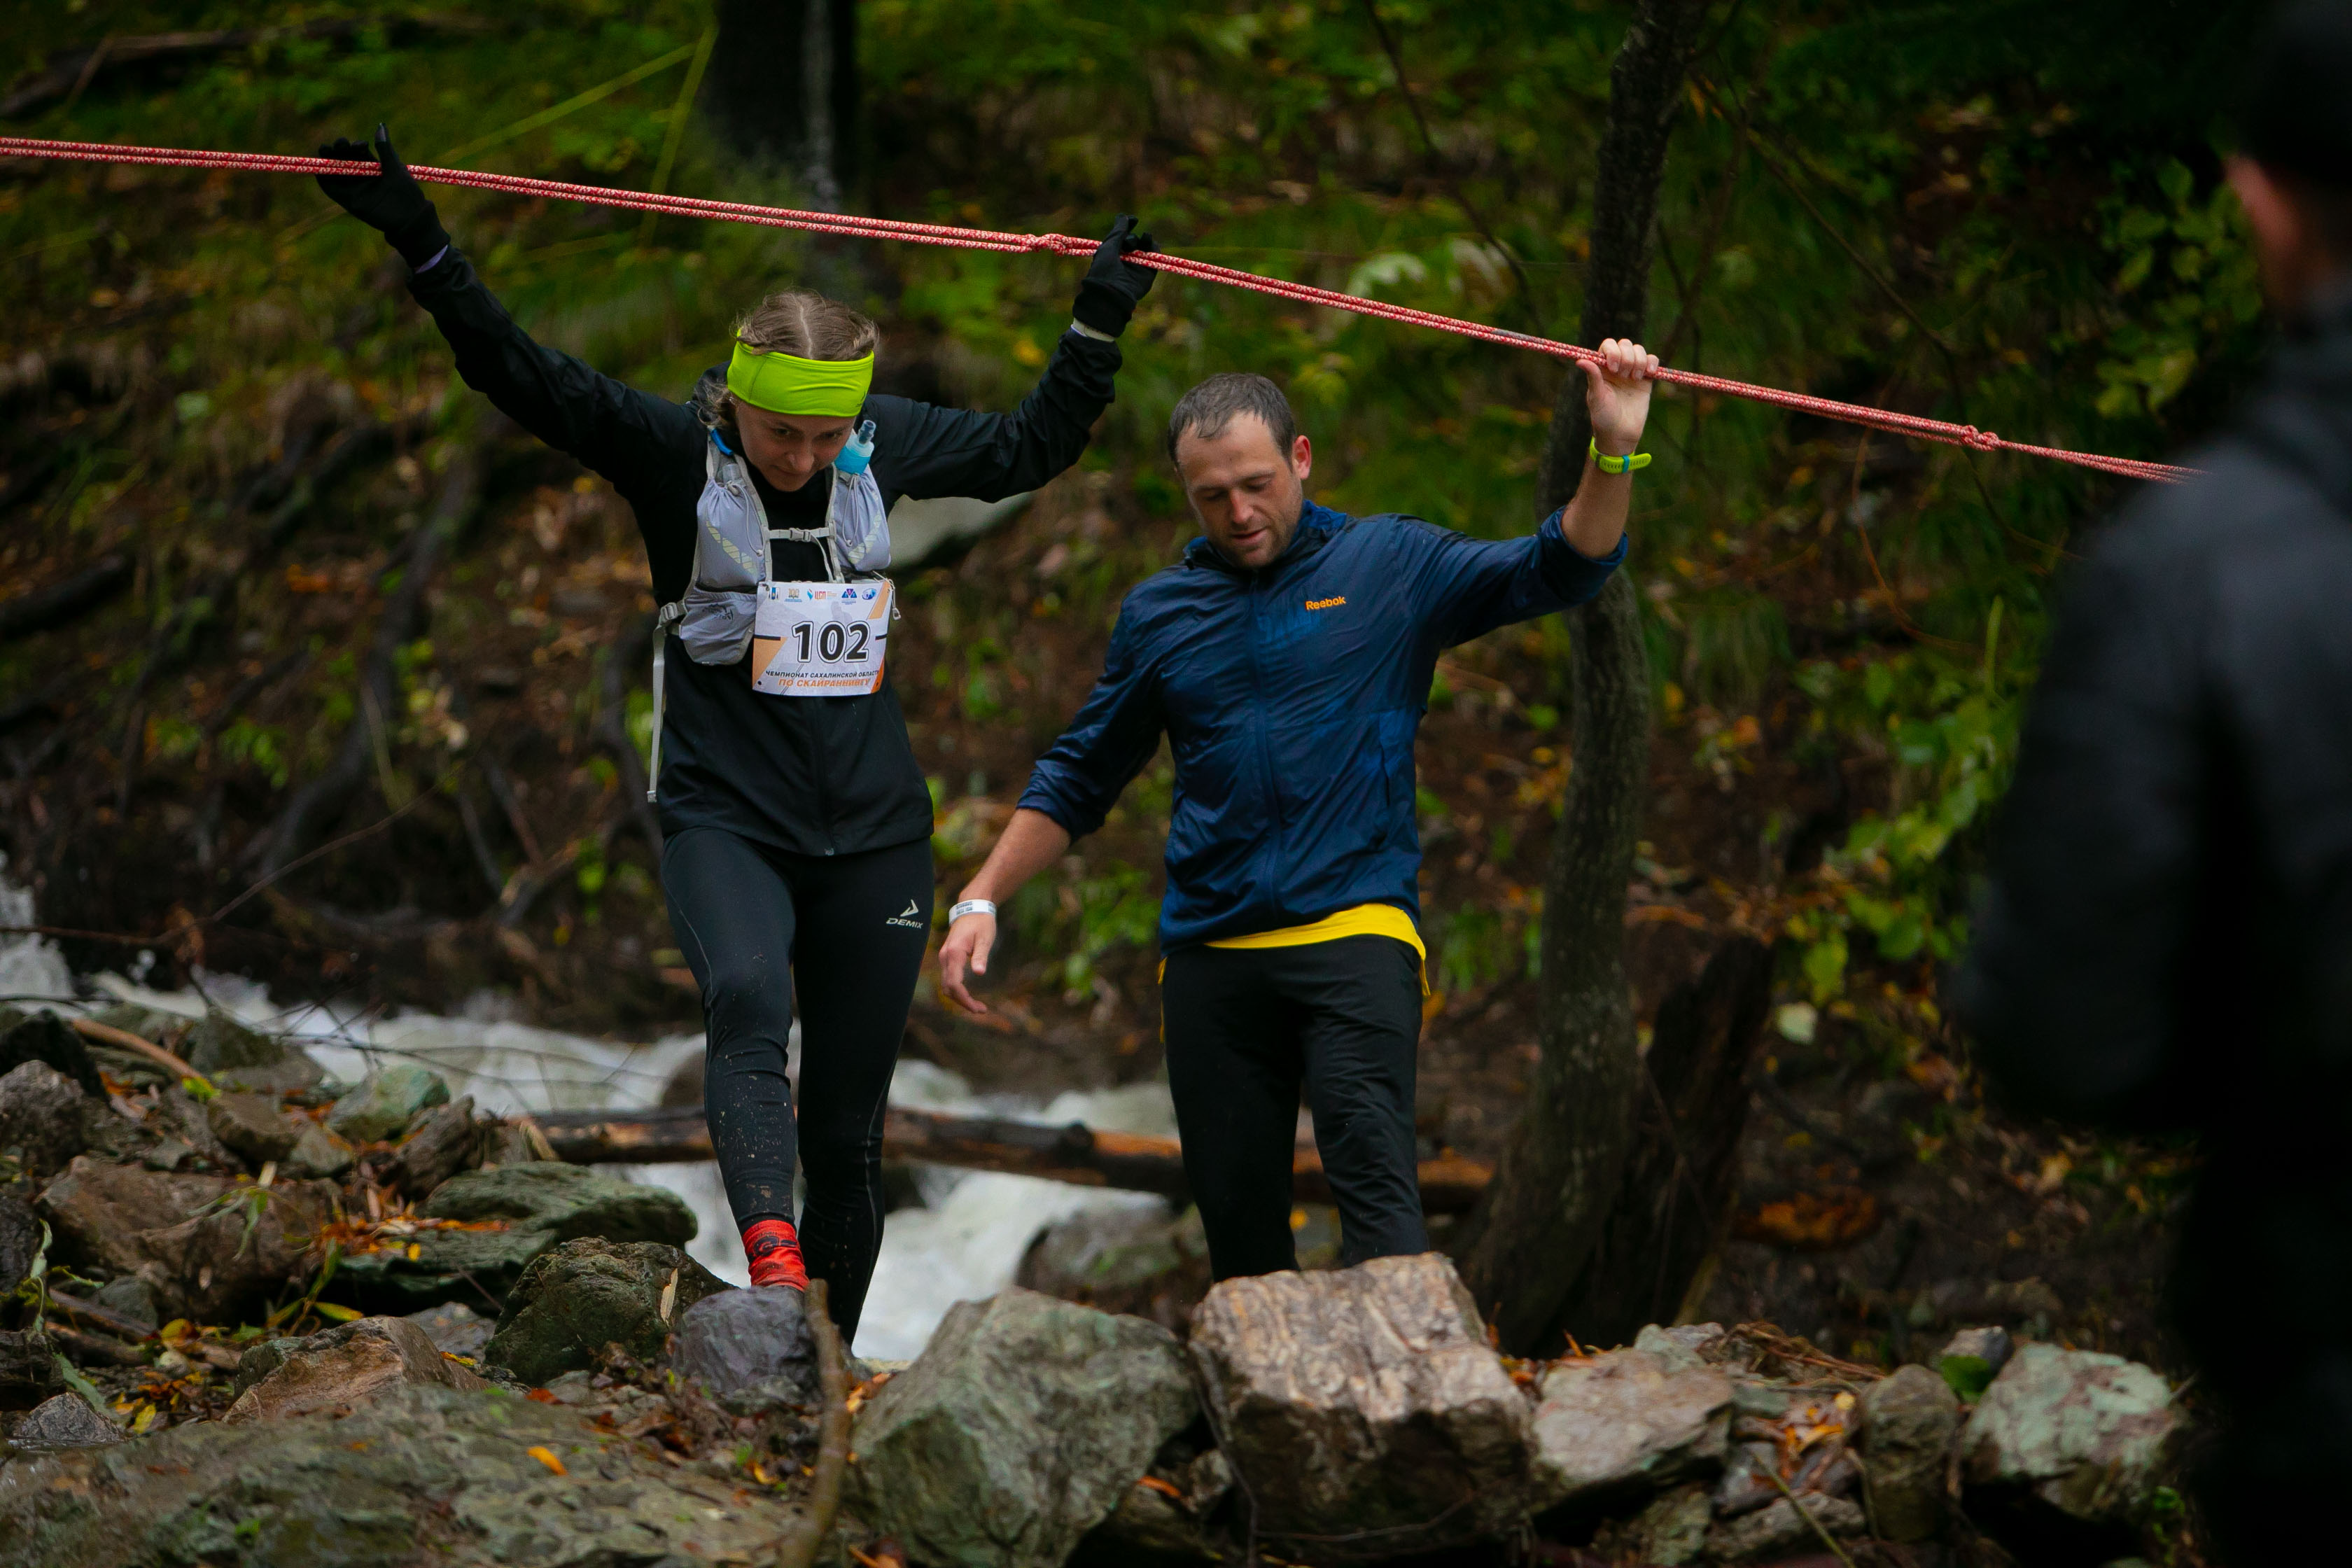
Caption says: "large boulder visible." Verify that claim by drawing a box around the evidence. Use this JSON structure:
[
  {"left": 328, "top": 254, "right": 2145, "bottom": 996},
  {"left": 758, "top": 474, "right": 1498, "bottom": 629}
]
[
  {"left": 0, "top": 1060, "right": 90, "bottom": 1175},
  {"left": 326, "top": 1065, "right": 449, "bottom": 1144},
  {"left": 1528, "top": 1346, "right": 1733, "bottom": 1511},
  {"left": 0, "top": 1382, "right": 809, "bottom": 1567},
  {"left": 671, "top": 1284, "right": 817, "bottom": 1405},
  {"left": 1961, "top": 1343, "right": 2178, "bottom": 1531},
  {"left": 36, "top": 1156, "right": 336, "bottom": 1323},
  {"left": 1861, "top": 1362, "right": 1960, "bottom": 1541},
  {"left": 223, "top": 1316, "right": 484, "bottom": 1422},
  {"left": 181, "top": 1010, "right": 324, "bottom": 1095},
  {"left": 1189, "top": 1253, "right": 1536, "bottom": 1558},
  {"left": 483, "top": 1238, "right": 728, "bottom": 1387},
  {"left": 848, "top": 1288, "right": 1199, "bottom": 1568},
  {"left": 5, "top": 1392, "right": 123, "bottom": 1455},
  {"left": 335, "top": 1161, "right": 697, "bottom": 1313},
  {"left": 0, "top": 1011, "right": 102, "bottom": 1099}
]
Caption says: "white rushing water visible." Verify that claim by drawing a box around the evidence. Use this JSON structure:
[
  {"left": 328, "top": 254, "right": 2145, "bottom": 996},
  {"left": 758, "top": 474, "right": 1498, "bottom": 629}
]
[{"left": 0, "top": 877, "right": 1171, "bottom": 1361}]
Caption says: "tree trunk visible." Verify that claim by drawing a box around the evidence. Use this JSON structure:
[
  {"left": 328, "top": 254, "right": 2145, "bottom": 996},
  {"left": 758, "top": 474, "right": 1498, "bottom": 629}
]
[
  {"left": 1451, "top": 0, "right": 1709, "bottom": 1355},
  {"left": 704, "top": 0, "right": 859, "bottom": 209},
  {"left": 1555, "top": 934, "right": 1775, "bottom": 1345}
]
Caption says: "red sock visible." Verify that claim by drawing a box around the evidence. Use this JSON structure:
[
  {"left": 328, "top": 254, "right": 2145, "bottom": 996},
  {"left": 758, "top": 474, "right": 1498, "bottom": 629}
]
[{"left": 742, "top": 1218, "right": 808, "bottom": 1291}]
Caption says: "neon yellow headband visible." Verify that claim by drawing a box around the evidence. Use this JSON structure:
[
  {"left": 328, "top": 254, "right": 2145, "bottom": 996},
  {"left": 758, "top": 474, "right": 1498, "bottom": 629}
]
[{"left": 725, "top": 340, "right": 875, "bottom": 417}]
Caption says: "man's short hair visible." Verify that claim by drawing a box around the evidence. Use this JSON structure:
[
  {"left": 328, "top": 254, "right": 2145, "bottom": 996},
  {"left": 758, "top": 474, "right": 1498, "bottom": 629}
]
[
  {"left": 2240, "top": 1, "right": 2352, "bottom": 252},
  {"left": 1166, "top": 373, "right": 1298, "bottom": 465}
]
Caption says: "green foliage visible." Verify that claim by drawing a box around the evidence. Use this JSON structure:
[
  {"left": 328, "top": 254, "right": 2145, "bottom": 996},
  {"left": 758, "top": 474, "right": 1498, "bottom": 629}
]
[
  {"left": 1012, "top": 862, "right": 1161, "bottom": 999},
  {"left": 1938, "top": 1353, "right": 1995, "bottom": 1402}
]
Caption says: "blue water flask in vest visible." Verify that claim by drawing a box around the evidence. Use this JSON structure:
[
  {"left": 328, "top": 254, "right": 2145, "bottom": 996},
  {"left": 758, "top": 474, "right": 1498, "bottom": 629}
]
[{"left": 834, "top": 419, "right": 877, "bottom": 476}]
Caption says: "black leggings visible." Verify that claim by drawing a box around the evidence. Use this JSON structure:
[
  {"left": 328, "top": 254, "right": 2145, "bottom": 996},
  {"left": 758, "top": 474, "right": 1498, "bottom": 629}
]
[
  {"left": 661, "top": 827, "right": 932, "bottom": 1345},
  {"left": 1161, "top": 935, "right": 1429, "bottom": 1280}
]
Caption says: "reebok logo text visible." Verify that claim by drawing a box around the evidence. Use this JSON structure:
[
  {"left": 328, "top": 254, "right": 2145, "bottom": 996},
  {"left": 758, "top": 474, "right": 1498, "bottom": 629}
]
[{"left": 1305, "top": 596, "right": 1346, "bottom": 610}]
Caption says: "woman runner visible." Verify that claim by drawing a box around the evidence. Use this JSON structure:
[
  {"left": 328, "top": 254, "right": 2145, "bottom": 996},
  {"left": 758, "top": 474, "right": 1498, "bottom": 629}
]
[{"left": 314, "top": 127, "right": 1156, "bottom": 1345}]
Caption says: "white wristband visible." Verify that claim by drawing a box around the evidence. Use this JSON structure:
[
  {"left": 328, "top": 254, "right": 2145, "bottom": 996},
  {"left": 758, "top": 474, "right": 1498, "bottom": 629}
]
[
  {"left": 1068, "top": 318, "right": 1115, "bottom": 343},
  {"left": 948, "top": 899, "right": 997, "bottom": 922}
]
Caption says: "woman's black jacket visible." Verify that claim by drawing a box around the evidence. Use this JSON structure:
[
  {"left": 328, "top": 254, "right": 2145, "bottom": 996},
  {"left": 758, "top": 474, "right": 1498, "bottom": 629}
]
[{"left": 407, "top": 247, "right": 1121, "bottom": 857}]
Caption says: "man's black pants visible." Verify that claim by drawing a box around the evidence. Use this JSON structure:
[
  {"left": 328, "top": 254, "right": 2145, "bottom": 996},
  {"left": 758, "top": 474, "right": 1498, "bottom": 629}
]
[{"left": 1160, "top": 935, "right": 1427, "bottom": 1279}]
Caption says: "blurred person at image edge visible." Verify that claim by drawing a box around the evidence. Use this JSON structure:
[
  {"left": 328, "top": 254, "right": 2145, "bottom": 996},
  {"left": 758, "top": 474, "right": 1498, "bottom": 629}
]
[{"left": 1957, "top": 4, "right": 2352, "bottom": 1559}]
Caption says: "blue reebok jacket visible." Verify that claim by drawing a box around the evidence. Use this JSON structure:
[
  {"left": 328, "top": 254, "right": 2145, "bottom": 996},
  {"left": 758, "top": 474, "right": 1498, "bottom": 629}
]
[{"left": 1018, "top": 499, "right": 1625, "bottom": 950}]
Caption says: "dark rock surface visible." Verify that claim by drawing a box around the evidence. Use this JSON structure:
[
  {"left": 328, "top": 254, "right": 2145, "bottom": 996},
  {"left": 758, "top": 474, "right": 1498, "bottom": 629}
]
[
  {"left": 6, "top": 1392, "right": 123, "bottom": 1454},
  {"left": 202, "top": 1091, "right": 303, "bottom": 1166},
  {"left": 0, "top": 1060, "right": 89, "bottom": 1175},
  {"left": 1861, "top": 1362, "right": 1960, "bottom": 1541},
  {"left": 379, "top": 1096, "right": 482, "bottom": 1199},
  {"left": 326, "top": 1066, "right": 449, "bottom": 1144},
  {"left": 36, "top": 1156, "right": 336, "bottom": 1322},
  {"left": 405, "top": 1301, "right": 493, "bottom": 1361},
  {"left": 0, "top": 1382, "right": 806, "bottom": 1567},
  {"left": 336, "top": 1160, "right": 697, "bottom": 1313},
  {"left": 850, "top": 1287, "right": 1198, "bottom": 1568},
  {"left": 484, "top": 1238, "right": 727, "bottom": 1387},
  {"left": 0, "top": 1192, "right": 40, "bottom": 1296},
  {"left": 0, "top": 1011, "right": 102, "bottom": 1099},
  {"left": 0, "top": 1329, "right": 62, "bottom": 1410},
  {"left": 181, "top": 1010, "right": 324, "bottom": 1095},
  {"left": 223, "top": 1316, "right": 485, "bottom": 1422},
  {"left": 671, "top": 1284, "right": 815, "bottom": 1403},
  {"left": 1529, "top": 1346, "right": 1733, "bottom": 1509}
]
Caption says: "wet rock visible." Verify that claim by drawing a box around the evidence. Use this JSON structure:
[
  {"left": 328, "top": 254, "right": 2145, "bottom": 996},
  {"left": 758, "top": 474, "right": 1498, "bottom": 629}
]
[
  {"left": 91, "top": 1275, "right": 159, "bottom": 1333},
  {"left": 1191, "top": 1252, "right": 1536, "bottom": 1555},
  {"left": 1704, "top": 1492, "right": 1865, "bottom": 1560},
  {"left": 1961, "top": 1343, "right": 2178, "bottom": 1527},
  {"left": 850, "top": 1288, "right": 1199, "bottom": 1568},
  {"left": 0, "top": 1060, "right": 89, "bottom": 1174},
  {"left": 477, "top": 1117, "right": 557, "bottom": 1166},
  {"left": 181, "top": 1009, "right": 325, "bottom": 1094},
  {"left": 0, "top": 1192, "right": 43, "bottom": 1296},
  {"left": 326, "top": 1065, "right": 449, "bottom": 1143},
  {"left": 0, "top": 1010, "right": 102, "bottom": 1098},
  {"left": 1862, "top": 1362, "right": 1960, "bottom": 1541},
  {"left": 671, "top": 1284, "right": 813, "bottom": 1403},
  {"left": 146, "top": 1084, "right": 239, "bottom": 1172},
  {"left": 1595, "top": 1481, "right": 1713, "bottom": 1567},
  {"left": 404, "top": 1301, "right": 493, "bottom": 1362},
  {"left": 223, "top": 1315, "right": 485, "bottom": 1423},
  {"left": 281, "top": 1118, "right": 356, "bottom": 1180},
  {"left": 1636, "top": 1322, "right": 1731, "bottom": 1374},
  {"left": 484, "top": 1238, "right": 728, "bottom": 1387},
  {"left": 0, "top": 1381, "right": 810, "bottom": 1566},
  {"left": 337, "top": 1160, "right": 696, "bottom": 1313},
  {"left": 1530, "top": 1347, "right": 1734, "bottom": 1510},
  {"left": 1072, "top": 1443, "right": 1236, "bottom": 1567},
  {"left": 6, "top": 1392, "right": 124, "bottom": 1453},
  {"left": 1016, "top": 1201, "right": 1205, "bottom": 1308},
  {"left": 202, "top": 1091, "right": 303, "bottom": 1166},
  {"left": 36, "top": 1156, "right": 336, "bottom": 1322},
  {"left": 379, "top": 1096, "right": 482, "bottom": 1199},
  {"left": 0, "top": 1329, "right": 62, "bottom": 1410}
]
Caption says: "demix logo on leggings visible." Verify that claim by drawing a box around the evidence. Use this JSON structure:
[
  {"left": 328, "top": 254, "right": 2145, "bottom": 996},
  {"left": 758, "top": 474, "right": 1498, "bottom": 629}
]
[{"left": 886, "top": 899, "right": 927, "bottom": 930}]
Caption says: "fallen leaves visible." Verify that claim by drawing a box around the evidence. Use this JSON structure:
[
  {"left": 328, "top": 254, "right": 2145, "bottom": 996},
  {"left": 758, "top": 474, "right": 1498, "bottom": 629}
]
[
  {"left": 1735, "top": 1187, "right": 1882, "bottom": 1250},
  {"left": 526, "top": 1445, "right": 567, "bottom": 1476}
]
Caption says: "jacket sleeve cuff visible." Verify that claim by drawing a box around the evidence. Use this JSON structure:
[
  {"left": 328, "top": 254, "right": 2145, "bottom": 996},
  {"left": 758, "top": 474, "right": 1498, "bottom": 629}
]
[
  {"left": 1016, "top": 767, "right": 1102, "bottom": 841},
  {"left": 1545, "top": 507, "right": 1629, "bottom": 567}
]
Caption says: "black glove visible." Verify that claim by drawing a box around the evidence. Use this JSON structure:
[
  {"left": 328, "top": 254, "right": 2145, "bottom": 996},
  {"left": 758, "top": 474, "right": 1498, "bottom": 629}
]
[
  {"left": 316, "top": 123, "right": 449, "bottom": 270},
  {"left": 1071, "top": 214, "right": 1158, "bottom": 337}
]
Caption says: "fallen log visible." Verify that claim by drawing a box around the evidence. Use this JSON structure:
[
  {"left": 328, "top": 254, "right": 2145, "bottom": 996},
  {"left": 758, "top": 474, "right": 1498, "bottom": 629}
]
[{"left": 530, "top": 1104, "right": 1497, "bottom": 1214}]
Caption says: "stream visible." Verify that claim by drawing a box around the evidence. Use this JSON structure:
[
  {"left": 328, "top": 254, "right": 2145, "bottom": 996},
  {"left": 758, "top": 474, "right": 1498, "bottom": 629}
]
[{"left": 0, "top": 865, "right": 1171, "bottom": 1360}]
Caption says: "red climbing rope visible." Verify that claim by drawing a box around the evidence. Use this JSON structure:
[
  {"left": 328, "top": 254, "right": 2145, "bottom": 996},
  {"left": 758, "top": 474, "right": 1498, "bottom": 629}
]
[{"left": 0, "top": 135, "right": 2197, "bottom": 484}]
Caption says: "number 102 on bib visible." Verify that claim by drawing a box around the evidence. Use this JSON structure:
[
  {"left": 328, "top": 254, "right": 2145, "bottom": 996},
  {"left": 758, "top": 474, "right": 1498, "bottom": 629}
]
[{"left": 752, "top": 580, "right": 893, "bottom": 696}]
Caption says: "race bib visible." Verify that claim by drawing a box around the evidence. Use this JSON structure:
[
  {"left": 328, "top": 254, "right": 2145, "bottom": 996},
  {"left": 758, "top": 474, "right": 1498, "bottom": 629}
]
[{"left": 751, "top": 580, "right": 892, "bottom": 696}]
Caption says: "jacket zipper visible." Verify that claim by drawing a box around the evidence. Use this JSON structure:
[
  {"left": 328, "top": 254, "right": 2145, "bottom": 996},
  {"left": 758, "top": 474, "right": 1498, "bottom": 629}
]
[{"left": 1245, "top": 568, "right": 1284, "bottom": 902}]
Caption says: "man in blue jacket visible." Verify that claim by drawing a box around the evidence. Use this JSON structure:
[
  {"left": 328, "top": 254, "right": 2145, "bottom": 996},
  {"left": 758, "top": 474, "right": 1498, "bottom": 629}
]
[{"left": 938, "top": 340, "right": 1657, "bottom": 1280}]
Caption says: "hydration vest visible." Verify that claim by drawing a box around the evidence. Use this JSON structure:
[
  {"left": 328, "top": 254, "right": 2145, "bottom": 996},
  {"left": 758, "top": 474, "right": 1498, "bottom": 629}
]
[{"left": 644, "top": 422, "right": 890, "bottom": 801}]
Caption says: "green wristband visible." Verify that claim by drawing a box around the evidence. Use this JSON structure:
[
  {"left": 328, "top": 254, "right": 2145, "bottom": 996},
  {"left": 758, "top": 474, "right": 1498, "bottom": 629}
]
[{"left": 1590, "top": 436, "right": 1652, "bottom": 475}]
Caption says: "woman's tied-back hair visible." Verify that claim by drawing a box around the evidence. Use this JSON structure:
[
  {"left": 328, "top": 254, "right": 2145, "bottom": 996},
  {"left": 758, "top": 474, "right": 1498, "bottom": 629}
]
[{"left": 694, "top": 288, "right": 881, "bottom": 429}]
